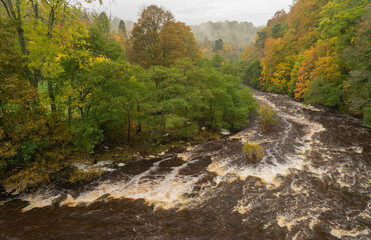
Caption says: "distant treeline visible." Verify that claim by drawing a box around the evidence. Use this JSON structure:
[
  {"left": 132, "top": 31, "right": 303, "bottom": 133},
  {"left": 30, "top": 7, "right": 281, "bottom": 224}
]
[
  {"left": 192, "top": 21, "right": 260, "bottom": 59},
  {"left": 242, "top": 0, "right": 370, "bottom": 126}
]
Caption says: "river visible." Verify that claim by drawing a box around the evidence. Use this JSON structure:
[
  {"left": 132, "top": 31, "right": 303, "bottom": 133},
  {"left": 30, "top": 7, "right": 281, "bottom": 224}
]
[{"left": 0, "top": 90, "right": 370, "bottom": 240}]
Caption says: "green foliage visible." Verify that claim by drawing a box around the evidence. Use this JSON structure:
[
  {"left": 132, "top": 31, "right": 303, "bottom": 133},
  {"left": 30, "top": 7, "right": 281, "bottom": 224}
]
[
  {"left": 87, "top": 27, "right": 123, "bottom": 60},
  {"left": 119, "top": 20, "right": 127, "bottom": 35},
  {"left": 363, "top": 107, "right": 371, "bottom": 127},
  {"left": 258, "top": 105, "right": 279, "bottom": 133},
  {"left": 96, "top": 12, "right": 110, "bottom": 36},
  {"left": 318, "top": 0, "right": 367, "bottom": 45},
  {"left": 72, "top": 120, "right": 104, "bottom": 154},
  {"left": 243, "top": 59, "right": 262, "bottom": 88},
  {"left": 271, "top": 22, "right": 282, "bottom": 38},
  {"left": 214, "top": 39, "right": 224, "bottom": 52},
  {"left": 242, "top": 143, "right": 265, "bottom": 164},
  {"left": 256, "top": 29, "right": 268, "bottom": 49},
  {"left": 342, "top": 5, "right": 371, "bottom": 123},
  {"left": 303, "top": 77, "right": 341, "bottom": 107},
  {"left": 212, "top": 54, "right": 224, "bottom": 68}
]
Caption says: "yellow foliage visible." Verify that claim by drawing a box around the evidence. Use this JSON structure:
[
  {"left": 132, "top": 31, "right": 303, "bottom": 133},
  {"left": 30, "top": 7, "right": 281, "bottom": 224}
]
[{"left": 242, "top": 142, "right": 264, "bottom": 164}]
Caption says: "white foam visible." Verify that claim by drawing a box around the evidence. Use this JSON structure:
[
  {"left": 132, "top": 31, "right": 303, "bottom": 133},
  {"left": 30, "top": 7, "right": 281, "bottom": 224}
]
[{"left": 330, "top": 228, "right": 370, "bottom": 239}]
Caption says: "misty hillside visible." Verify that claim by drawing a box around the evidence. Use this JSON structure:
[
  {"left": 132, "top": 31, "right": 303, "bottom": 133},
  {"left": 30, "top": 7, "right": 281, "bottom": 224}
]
[
  {"left": 191, "top": 21, "right": 259, "bottom": 59},
  {"left": 191, "top": 21, "right": 259, "bottom": 47}
]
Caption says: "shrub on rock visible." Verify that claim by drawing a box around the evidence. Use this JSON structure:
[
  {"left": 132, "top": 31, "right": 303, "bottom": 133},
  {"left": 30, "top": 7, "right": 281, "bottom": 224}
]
[
  {"left": 258, "top": 104, "right": 279, "bottom": 133},
  {"left": 242, "top": 142, "right": 264, "bottom": 164}
]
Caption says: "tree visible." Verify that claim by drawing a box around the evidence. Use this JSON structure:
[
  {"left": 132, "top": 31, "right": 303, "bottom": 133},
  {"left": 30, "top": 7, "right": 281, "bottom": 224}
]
[
  {"left": 129, "top": 5, "right": 200, "bottom": 68},
  {"left": 303, "top": 77, "right": 341, "bottom": 107},
  {"left": 119, "top": 19, "right": 126, "bottom": 36},
  {"left": 96, "top": 12, "right": 110, "bottom": 37},
  {"left": 0, "top": 19, "right": 74, "bottom": 191},
  {"left": 214, "top": 39, "right": 224, "bottom": 52},
  {"left": 258, "top": 105, "right": 278, "bottom": 133},
  {"left": 342, "top": 4, "right": 371, "bottom": 125},
  {"left": 0, "top": 0, "right": 37, "bottom": 87}
]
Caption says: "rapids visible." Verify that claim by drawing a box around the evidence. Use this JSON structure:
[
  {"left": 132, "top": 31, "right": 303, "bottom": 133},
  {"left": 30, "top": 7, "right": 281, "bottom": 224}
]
[{"left": 0, "top": 90, "right": 370, "bottom": 240}]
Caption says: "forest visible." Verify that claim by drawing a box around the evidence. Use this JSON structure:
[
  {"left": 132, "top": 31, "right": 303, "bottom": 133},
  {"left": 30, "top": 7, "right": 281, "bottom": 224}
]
[
  {"left": 0, "top": 2, "right": 256, "bottom": 191},
  {"left": 242, "top": 0, "right": 370, "bottom": 126}
]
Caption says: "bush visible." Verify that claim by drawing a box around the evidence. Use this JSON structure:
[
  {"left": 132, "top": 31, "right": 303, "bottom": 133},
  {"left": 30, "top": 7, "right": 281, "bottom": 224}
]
[
  {"left": 242, "top": 142, "right": 264, "bottom": 164},
  {"left": 258, "top": 104, "right": 279, "bottom": 133}
]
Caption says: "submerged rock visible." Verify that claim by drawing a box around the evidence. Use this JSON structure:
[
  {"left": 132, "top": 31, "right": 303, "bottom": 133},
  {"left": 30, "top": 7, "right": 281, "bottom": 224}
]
[
  {"left": 2, "top": 199, "right": 30, "bottom": 211},
  {"left": 192, "top": 186, "right": 201, "bottom": 192},
  {"left": 76, "top": 202, "right": 88, "bottom": 207},
  {"left": 181, "top": 193, "right": 189, "bottom": 198},
  {"left": 95, "top": 193, "right": 113, "bottom": 202},
  {"left": 188, "top": 192, "right": 199, "bottom": 198},
  {"left": 222, "top": 173, "right": 239, "bottom": 183},
  {"left": 52, "top": 193, "right": 74, "bottom": 207}
]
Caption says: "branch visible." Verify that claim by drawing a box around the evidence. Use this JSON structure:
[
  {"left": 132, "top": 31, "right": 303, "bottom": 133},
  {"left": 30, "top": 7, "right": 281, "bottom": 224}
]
[
  {"left": 0, "top": 0, "right": 11, "bottom": 18},
  {"left": 5, "top": 0, "right": 17, "bottom": 19}
]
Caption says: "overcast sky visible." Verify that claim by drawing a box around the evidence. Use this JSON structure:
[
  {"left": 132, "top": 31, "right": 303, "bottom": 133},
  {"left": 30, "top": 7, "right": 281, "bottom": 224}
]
[{"left": 87, "top": 0, "right": 294, "bottom": 26}]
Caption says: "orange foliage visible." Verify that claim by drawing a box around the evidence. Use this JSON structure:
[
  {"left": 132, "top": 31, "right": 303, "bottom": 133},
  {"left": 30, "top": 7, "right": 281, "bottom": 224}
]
[
  {"left": 294, "top": 41, "right": 337, "bottom": 98},
  {"left": 129, "top": 5, "right": 200, "bottom": 67}
]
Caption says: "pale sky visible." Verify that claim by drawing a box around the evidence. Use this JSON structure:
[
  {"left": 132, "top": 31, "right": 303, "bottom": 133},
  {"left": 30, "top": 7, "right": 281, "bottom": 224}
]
[{"left": 87, "top": 0, "right": 294, "bottom": 26}]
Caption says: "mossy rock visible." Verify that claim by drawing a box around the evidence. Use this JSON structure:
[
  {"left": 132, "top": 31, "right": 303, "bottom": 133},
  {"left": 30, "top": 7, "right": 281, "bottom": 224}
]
[{"left": 242, "top": 142, "right": 264, "bottom": 164}]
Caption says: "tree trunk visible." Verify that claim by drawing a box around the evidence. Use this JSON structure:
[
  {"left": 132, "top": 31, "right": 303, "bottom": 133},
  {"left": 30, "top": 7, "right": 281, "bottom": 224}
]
[
  {"left": 136, "top": 100, "right": 142, "bottom": 133},
  {"left": 209, "top": 103, "right": 213, "bottom": 128},
  {"left": 47, "top": 79, "right": 56, "bottom": 113},
  {"left": 15, "top": 26, "right": 27, "bottom": 56},
  {"left": 68, "top": 97, "right": 72, "bottom": 123},
  {"left": 127, "top": 110, "right": 131, "bottom": 144},
  {"left": 149, "top": 115, "right": 157, "bottom": 143},
  {"left": 4, "top": 0, "right": 38, "bottom": 88}
]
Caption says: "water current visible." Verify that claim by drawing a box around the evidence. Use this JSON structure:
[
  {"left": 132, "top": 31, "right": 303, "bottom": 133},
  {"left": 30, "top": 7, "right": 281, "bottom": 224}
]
[{"left": 0, "top": 90, "right": 370, "bottom": 240}]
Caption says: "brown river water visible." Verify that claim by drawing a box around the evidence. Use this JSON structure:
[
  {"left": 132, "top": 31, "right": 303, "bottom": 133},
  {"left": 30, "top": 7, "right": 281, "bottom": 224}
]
[{"left": 0, "top": 90, "right": 370, "bottom": 240}]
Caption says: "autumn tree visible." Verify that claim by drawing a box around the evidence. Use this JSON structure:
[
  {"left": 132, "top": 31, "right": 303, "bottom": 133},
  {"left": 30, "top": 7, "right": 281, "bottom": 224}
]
[
  {"left": 129, "top": 5, "right": 200, "bottom": 67},
  {"left": 0, "top": 19, "right": 74, "bottom": 191}
]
